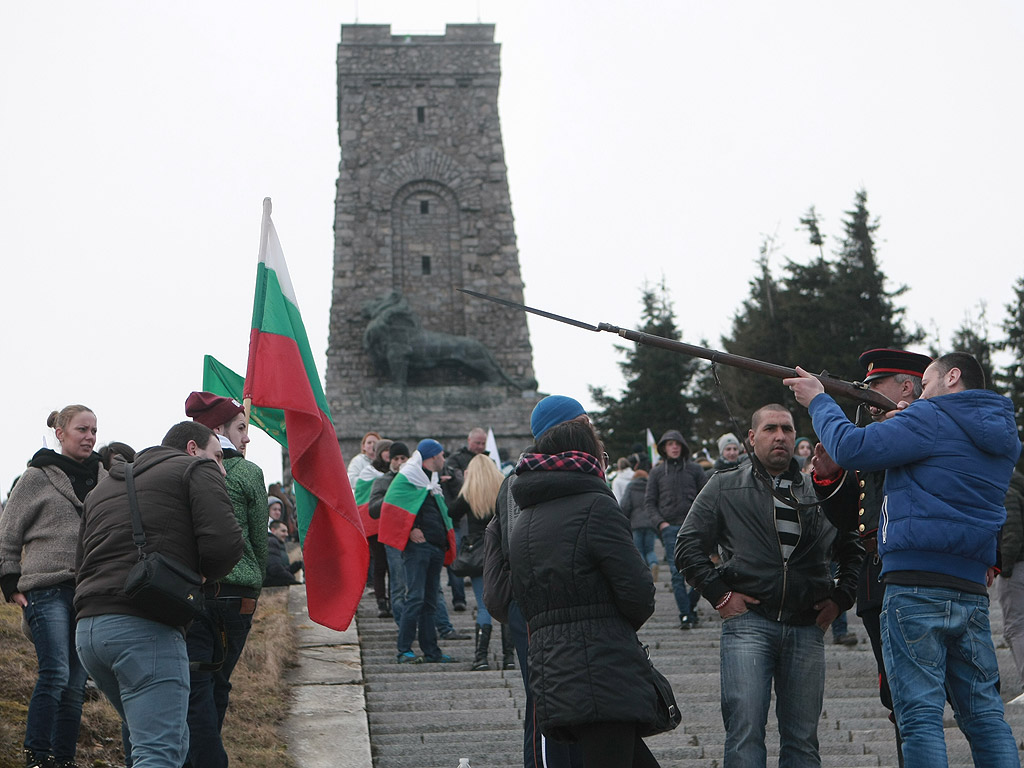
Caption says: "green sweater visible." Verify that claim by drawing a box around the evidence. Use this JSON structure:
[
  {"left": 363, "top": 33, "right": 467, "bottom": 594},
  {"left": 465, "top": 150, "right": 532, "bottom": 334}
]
[{"left": 221, "top": 456, "right": 269, "bottom": 593}]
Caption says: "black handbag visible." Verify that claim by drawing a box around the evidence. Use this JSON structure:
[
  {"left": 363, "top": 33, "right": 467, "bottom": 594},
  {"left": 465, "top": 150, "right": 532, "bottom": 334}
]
[
  {"left": 122, "top": 461, "right": 205, "bottom": 627},
  {"left": 450, "top": 532, "right": 485, "bottom": 577},
  {"left": 638, "top": 643, "right": 682, "bottom": 737}
]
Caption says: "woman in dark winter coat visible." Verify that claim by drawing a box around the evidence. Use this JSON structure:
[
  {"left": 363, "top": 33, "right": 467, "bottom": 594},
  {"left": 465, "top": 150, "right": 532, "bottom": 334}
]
[
  {"left": 509, "top": 418, "right": 661, "bottom": 768},
  {"left": 621, "top": 469, "right": 659, "bottom": 575},
  {"left": 0, "top": 405, "right": 104, "bottom": 768}
]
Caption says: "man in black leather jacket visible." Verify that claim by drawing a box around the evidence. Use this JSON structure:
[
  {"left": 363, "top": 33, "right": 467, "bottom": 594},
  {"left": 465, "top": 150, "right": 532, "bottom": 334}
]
[{"left": 676, "top": 404, "right": 863, "bottom": 768}]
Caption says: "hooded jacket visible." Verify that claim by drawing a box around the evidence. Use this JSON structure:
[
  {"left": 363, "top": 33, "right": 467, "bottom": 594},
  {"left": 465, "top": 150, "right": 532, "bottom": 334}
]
[
  {"left": 809, "top": 389, "right": 1022, "bottom": 585},
  {"left": 644, "top": 430, "right": 707, "bottom": 526},
  {"left": 509, "top": 467, "right": 657, "bottom": 738},
  {"left": 74, "top": 446, "right": 244, "bottom": 626}
]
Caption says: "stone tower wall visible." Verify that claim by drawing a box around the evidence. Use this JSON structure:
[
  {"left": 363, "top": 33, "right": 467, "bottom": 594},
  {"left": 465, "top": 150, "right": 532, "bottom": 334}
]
[{"left": 327, "top": 24, "right": 540, "bottom": 461}]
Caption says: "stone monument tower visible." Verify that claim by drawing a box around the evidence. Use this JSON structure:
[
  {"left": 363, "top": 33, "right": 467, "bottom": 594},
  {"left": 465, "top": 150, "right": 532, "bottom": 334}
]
[{"left": 327, "top": 23, "right": 540, "bottom": 460}]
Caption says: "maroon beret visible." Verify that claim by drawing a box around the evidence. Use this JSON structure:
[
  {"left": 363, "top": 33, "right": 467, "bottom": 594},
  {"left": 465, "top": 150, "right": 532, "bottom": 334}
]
[{"left": 185, "top": 391, "right": 245, "bottom": 429}]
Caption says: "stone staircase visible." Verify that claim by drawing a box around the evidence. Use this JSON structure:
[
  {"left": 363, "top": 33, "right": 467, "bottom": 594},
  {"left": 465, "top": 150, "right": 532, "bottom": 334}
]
[{"left": 354, "top": 557, "right": 1024, "bottom": 768}]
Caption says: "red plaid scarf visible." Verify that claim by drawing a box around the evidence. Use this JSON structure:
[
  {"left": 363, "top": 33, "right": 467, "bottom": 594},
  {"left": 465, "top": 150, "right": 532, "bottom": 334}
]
[{"left": 516, "top": 451, "right": 605, "bottom": 479}]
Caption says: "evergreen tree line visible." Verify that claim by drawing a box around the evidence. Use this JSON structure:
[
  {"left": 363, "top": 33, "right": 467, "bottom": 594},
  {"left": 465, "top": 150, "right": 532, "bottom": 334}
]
[{"left": 590, "top": 190, "right": 1024, "bottom": 464}]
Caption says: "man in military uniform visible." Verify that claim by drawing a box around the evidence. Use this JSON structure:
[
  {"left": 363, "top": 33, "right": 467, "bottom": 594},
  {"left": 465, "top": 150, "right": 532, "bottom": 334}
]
[{"left": 811, "top": 348, "right": 931, "bottom": 767}]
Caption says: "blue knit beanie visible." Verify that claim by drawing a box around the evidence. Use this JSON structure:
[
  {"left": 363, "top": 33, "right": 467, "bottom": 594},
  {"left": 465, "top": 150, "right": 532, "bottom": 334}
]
[
  {"left": 417, "top": 439, "right": 444, "bottom": 459},
  {"left": 530, "top": 395, "right": 586, "bottom": 439}
]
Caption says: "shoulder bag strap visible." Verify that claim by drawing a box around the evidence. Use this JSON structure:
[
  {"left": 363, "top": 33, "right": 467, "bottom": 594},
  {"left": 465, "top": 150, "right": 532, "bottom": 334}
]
[{"left": 125, "top": 462, "right": 147, "bottom": 559}]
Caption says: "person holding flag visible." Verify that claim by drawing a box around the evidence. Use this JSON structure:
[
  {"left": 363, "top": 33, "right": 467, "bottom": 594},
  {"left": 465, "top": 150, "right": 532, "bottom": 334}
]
[{"left": 379, "top": 439, "right": 458, "bottom": 664}]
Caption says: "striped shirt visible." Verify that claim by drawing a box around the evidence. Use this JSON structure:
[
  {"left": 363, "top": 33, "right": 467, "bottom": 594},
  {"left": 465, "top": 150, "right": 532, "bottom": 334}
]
[{"left": 773, "top": 476, "right": 801, "bottom": 562}]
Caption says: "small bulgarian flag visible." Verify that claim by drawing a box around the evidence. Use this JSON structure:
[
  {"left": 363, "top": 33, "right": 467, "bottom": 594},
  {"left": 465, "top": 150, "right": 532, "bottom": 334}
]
[
  {"left": 354, "top": 463, "right": 383, "bottom": 538},
  {"left": 245, "top": 198, "right": 368, "bottom": 631},
  {"left": 378, "top": 451, "right": 457, "bottom": 565}
]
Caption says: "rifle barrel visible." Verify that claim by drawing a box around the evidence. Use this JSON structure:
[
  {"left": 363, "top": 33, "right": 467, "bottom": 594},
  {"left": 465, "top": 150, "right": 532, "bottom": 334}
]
[{"left": 599, "top": 324, "right": 899, "bottom": 412}]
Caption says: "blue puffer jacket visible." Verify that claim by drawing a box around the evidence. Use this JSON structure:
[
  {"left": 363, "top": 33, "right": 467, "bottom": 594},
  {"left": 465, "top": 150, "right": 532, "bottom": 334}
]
[{"left": 809, "top": 389, "right": 1022, "bottom": 586}]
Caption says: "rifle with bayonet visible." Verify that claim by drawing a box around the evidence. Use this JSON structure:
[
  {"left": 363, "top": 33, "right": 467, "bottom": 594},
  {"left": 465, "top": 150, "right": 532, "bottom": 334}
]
[{"left": 458, "top": 288, "right": 899, "bottom": 412}]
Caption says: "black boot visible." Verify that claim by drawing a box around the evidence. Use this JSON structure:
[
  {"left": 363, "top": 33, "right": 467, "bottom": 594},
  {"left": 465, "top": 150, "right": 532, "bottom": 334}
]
[
  {"left": 501, "top": 621, "right": 516, "bottom": 670},
  {"left": 23, "top": 750, "right": 52, "bottom": 768},
  {"left": 377, "top": 598, "right": 392, "bottom": 618},
  {"left": 472, "top": 623, "right": 492, "bottom": 671}
]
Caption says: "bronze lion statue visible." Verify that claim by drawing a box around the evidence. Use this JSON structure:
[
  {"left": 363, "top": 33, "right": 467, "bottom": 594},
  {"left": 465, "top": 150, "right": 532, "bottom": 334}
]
[{"left": 361, "top": 292, "right": 536, "bottom": 390}]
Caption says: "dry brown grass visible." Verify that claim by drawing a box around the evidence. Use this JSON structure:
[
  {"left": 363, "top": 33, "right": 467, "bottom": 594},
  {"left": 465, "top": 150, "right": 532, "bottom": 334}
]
[{"left": 0, "top": 589, "right": 298, "bottom": 768}]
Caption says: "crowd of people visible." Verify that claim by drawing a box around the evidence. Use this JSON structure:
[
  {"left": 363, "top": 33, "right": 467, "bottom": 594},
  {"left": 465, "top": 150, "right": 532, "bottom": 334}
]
[
  {"left": 3, "top": 346, "right": 1023, "bottom": 768},
  {"left": 0, "top": 393, "right": 304, "bottom": 768}
]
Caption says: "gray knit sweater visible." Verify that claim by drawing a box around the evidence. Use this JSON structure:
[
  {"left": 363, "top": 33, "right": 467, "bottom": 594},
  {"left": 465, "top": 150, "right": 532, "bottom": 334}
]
[{"left": 0, "top": 463, "right": 107, "bottom": 597}]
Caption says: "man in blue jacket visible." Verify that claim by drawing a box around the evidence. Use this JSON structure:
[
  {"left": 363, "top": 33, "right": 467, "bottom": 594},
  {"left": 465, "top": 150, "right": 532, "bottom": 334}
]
[{"left": 786, "top": 352, "right": 1023, "bottom": 768}]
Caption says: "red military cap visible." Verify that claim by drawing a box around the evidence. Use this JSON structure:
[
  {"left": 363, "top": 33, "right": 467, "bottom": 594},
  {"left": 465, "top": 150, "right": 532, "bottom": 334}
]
[
  {"left": 184, "top": 391, "right": 245, "bottom": 429},
  {"left": 858, "top": 349, "right": 932, "bottom": 383}
]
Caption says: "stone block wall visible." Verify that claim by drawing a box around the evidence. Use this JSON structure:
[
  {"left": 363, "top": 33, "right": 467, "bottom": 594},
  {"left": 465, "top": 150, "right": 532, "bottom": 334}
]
[{"left": 327, "top": 23, "right": 540, "bottom": 461}]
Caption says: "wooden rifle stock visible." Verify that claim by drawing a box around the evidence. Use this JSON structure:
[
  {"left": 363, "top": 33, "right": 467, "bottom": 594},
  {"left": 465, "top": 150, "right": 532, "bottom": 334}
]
[{"left": 596, "top": 324, "right": 899, "bottom": 412}]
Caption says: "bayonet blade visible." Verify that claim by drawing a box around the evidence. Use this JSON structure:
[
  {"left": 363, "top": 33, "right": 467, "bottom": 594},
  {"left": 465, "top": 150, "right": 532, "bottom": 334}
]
[{"left": 457, "top": 288, "right": 600, "bottom": 332}]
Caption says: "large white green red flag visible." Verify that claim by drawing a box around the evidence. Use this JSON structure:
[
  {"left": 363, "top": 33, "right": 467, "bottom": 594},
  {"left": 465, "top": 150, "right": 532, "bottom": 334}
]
[
  {"left": 245, "top": 198, "right": 368, "bottom": 631},
  {"left": 378, "top": 451, "right": 457, "bottom": 565}
]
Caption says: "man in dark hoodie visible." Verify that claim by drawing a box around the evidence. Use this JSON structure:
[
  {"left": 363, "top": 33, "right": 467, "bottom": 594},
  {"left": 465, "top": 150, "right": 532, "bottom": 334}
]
[
  {"left": 787, "top": 352, "right": 1022, "bottom": 767},
  {"left": 644, "top": 429, "right": 706, "bottom": 628},
  {"left": 75, "top": 421, "right": 243, "bottom": 768}
]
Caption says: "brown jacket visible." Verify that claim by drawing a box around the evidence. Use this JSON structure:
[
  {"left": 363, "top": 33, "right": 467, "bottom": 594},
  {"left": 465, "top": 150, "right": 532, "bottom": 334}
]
[{"left": 75, "top": 446, "right": 243, "bottom": 626}]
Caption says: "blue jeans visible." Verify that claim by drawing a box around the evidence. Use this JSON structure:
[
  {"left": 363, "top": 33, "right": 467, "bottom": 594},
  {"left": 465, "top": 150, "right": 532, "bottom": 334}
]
[
  {"left": 185, "top": 597, "right": 254, "bottom": 768},
  {"left": 632, "top": 528, "right": 658, "bottom": 567},
  {"left": 387, "top": 542, "right": 453, "bottom": 633},
  {"left": 384, "top": 544, "right": 407, "bottom": 626},
  {"left": 398, "top": 541, "right": 444, "bottom": 659},
  {"left": 660, "top": 525, "right": 696, "bottom": 619},
  {"left": 720, "top": 610, "right": 825, "bottom": 768},
  {"left": 881, "top": 585, "right": 1020, "bottom": 768},
  {"left": 23, "top": 584, "right": 88, "bottom": 762},
  {"left": 76, "top": 614, "right": 190, "bottom": 768},
  {"left": 471, "top": 576, "right": 490, "bottom": 625},
  {"left": 435, "top": 583, "right": 455, "bottom": 635}
]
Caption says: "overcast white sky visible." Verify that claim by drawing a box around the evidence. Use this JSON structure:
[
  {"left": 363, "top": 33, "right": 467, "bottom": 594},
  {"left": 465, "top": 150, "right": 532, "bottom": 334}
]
[{"left": 2, "top": 1, "right": 1022, "bottom": 500}]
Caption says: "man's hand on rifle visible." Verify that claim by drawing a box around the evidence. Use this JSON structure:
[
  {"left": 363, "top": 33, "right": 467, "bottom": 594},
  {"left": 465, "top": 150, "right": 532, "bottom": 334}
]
[{"left": 784, "top": 366, "right": 824, "bottom": 407}]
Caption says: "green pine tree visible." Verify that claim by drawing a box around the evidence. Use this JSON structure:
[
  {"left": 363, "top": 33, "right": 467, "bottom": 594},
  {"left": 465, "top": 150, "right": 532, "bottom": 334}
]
[
  {"left": 950, "top": 303, "right": 997, "bottom": 392},
  {"left": 590, "top": 280, "right": 701, "bottom": 460},
  {"left": 694, "top": 190, "right": 921, "bottom": 441},
  {"left": 995, "top": 275, "right": 1024, "bottom": 451}
]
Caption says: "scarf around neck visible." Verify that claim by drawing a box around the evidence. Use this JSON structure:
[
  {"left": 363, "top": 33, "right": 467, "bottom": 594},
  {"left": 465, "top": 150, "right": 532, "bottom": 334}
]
[
  {"left": 516, "top": 451, "right": 605, "bottom": 479},
  {"left": 29, "top": 448, "right": 101, "bottom": 502}
]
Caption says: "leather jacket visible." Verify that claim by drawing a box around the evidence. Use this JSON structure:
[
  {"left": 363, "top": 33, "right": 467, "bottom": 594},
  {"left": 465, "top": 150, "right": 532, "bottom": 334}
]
[{"left": 676, "top": 457, "right": 864, "bottom": 625}]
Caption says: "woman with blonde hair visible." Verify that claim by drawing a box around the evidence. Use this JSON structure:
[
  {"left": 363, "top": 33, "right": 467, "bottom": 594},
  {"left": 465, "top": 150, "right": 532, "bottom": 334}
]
[
  {"left": 449, "top": 453, "right": 506, "bottom": 670},
  {"left": 0, "top": 405, "right": 104, "bottom": 768}
]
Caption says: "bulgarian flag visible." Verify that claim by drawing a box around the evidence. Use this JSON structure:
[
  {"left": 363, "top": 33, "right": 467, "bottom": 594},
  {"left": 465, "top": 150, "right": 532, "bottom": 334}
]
[
  {"left": 378, "top": 451, "right": 457, "bottom": 565},
  {"left": 354, "top": 463, "right": 382, "bottom": 538},
  {"left": 245, "top": 198, "right": 368, "bottom": 631}
]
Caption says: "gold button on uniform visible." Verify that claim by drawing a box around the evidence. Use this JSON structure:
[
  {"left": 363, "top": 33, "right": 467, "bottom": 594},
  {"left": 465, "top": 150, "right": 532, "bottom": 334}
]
[
  {"left": 859, "top": 508, "right": 865, "bottom": 516},
  {"left": 858, "top": 524, "right": 866, "bottom": 532}
]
